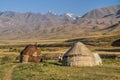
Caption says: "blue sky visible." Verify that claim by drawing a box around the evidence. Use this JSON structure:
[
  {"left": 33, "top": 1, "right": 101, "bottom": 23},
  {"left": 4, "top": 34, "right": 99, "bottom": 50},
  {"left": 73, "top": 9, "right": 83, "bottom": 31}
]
[{"left": 0, "top": 0, "right": 119, "bottom": 16}]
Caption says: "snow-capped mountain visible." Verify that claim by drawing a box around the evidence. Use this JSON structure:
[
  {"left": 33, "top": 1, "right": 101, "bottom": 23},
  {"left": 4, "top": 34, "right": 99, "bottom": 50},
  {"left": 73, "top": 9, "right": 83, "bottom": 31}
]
[
  {"left": 0, "top": 5, "right": 120, "bottom": 39},
  {"left": 65, "top": 13, "right": 76, "bottom": 20}
]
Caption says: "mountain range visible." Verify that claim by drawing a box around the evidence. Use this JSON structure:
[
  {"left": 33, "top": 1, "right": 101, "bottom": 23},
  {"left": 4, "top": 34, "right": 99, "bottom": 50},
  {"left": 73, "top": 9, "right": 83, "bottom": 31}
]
[{"left": 0, "top": 5, "right": 120, "bottom": 40}]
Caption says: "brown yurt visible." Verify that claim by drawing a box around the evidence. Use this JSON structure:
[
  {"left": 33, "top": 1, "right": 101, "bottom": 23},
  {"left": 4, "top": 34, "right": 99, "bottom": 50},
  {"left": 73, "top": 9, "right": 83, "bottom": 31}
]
[
  {"left": 20, "top": 44, "right": 42, "bottom": 63},
  {"left": 62, "top": 42, "right": 98, "bottom": 66}
]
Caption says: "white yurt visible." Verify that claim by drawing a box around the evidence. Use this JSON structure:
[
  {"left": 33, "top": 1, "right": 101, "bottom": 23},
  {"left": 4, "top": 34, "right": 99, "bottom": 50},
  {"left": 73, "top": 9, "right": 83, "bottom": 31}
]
[{"left": 62, "top": 42, "right": 102, "bottom": 66}]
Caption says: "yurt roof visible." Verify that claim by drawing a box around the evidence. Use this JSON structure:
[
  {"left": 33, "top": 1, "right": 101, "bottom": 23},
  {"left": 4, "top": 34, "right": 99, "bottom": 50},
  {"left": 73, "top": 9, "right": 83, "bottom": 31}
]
[{"left": 63, "top": 42, "right": 92, "bottom": 57}]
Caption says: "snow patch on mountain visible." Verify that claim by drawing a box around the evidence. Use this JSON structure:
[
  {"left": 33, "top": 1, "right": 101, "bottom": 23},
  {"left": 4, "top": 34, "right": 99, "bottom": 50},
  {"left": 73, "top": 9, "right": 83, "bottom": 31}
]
[{"left": 66, "top": 13, "right": 76, "bottom": 20}]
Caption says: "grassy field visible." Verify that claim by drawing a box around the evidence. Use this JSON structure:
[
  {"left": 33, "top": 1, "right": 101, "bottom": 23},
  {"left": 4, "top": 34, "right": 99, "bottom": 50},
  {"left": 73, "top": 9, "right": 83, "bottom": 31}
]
[
  {"left": 0, "top": 36, "right": 120, "bottom": 80},
  {"left": 0, "top": 59, "right": 120, "bottom": 80},
  {"left": 0, "top": 63, "right": 15, "bottom": 79},
  {"left": 13, "top": 59, "right": 120, "bottom": 80},
  {"left": 0, "top": 51, "right": 120, "bottom": 80}
]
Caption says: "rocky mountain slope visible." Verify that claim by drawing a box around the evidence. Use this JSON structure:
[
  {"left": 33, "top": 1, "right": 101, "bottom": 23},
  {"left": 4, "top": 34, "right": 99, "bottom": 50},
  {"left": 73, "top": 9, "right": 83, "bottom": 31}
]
[{"left": 0, "top": 5, "right": 120, "bottom": 40}]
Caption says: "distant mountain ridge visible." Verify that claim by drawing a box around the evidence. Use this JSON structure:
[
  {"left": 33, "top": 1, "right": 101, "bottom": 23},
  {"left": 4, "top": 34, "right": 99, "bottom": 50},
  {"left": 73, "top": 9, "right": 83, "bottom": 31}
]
[
  {"left": 82, "top": 5, "right": 120, "bottom": 18},
  {"left": 0, "top": 5, "right": 120, "bottom": 40}
]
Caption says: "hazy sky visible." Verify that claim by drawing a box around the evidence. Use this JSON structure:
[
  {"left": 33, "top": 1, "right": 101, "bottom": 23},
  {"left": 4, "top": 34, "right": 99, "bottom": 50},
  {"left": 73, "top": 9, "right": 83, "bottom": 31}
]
[{"left": 0, "top": 0, "right": 119, "bottom": 16}]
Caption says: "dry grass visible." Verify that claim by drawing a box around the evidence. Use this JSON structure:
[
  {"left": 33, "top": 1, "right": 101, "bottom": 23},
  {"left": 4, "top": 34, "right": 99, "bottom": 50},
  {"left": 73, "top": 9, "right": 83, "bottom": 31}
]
[
  {"left": 0, "top": 37, "right": 120, "bottom": 80},
  {"left": 0, "top": 39, "right": 67, "bottom": 46}
]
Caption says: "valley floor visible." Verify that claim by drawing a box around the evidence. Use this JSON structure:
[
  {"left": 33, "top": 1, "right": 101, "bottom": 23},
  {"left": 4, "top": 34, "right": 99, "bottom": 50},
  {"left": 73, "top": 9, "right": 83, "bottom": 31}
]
[
  {"left": 0, "top": 59, "right": 120, "bottom": 80},
  {"left": 0, "top": 38, "right": 120, "bottom": 80}
]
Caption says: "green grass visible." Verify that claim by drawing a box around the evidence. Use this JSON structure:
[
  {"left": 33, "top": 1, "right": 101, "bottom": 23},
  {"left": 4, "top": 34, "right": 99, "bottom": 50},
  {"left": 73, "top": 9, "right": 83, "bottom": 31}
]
[
  {"left": 12, "top": 59, "right": 120, "bottom": 80},
  {"left": 0, "top": 63, "right": 14, "bottom": 79}
]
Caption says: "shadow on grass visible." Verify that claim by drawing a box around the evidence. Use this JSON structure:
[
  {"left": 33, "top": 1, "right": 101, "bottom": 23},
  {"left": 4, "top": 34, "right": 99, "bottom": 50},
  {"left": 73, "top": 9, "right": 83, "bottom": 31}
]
[
  {"left": 95, "top": 49, "right": 120, "bottom": 52},
  {"left": 45, "top": 61, "right": 62, "bottom": 66}
]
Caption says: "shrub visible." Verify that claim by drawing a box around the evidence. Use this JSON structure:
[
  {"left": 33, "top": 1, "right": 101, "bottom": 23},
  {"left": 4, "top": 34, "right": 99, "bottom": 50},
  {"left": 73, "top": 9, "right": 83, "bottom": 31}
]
[
  {"left": 9, "top": 48, "right": 21, "bottom": 52},
  {"left": 1, "top": 56, "right": 14, "bottom": 63},
  {"left": 16, "top": 56, "right": 20, "bottom": 61}
]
